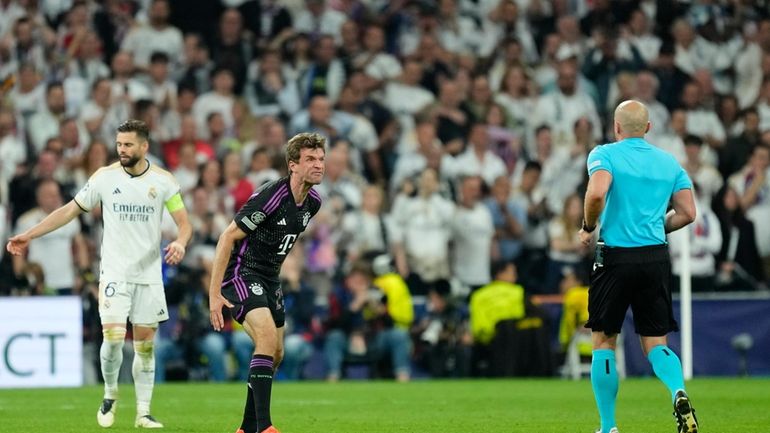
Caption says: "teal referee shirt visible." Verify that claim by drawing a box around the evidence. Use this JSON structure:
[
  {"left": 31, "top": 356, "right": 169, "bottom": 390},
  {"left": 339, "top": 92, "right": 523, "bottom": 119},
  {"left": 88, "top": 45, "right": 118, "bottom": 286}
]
[{"left": 587, "top": 137, "right": 692, "bottom": 247}]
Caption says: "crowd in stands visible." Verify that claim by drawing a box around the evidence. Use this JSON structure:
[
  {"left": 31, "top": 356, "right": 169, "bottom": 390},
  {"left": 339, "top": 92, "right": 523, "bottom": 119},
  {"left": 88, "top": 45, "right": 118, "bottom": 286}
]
[{"left": 1, "top": 0, "right": 770, "bottom": 382}]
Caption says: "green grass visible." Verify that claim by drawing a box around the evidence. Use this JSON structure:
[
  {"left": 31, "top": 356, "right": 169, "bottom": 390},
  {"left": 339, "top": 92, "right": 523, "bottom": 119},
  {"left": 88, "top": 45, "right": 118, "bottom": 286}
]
[{"left": 1, "top": 378, "right": 768, "bottom": 432}]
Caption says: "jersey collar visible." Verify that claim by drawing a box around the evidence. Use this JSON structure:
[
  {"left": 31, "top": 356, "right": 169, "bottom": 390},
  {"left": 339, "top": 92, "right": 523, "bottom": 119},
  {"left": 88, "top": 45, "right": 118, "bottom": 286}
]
[{"left": 123, "top": 159, "right": 151, "bottom": 178}]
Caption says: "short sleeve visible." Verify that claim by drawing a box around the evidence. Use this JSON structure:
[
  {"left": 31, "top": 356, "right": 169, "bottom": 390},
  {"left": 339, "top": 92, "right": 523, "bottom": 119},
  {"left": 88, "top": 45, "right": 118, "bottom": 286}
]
[
  {"left": 234, "top": 181, "right": 287, "bottom": 233},
  {"left": 673, "top": 165, "right": 693, "bottom": 192},
  {"left": 587, "top": 146, "right": 612, "bottom": 176},
  {"left": 74, "top": 174, "right": 101, "bottom": 211}
]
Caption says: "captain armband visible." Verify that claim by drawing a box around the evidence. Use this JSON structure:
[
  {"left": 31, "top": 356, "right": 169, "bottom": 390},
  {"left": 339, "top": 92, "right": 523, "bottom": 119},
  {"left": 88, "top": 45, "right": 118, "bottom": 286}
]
[{"left": 165, "top": 193, "right": 185, "bottom": 213}]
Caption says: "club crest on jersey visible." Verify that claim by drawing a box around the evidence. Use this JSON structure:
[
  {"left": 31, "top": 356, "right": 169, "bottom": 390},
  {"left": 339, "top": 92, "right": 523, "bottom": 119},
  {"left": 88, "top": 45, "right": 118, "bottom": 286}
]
[
  {"left": 250, "top": 282, "right": 264, "bottom": 296},
  {"left": 148, "top": 187, "right": 157, "bottom": 199},
  {"left": 302, "top": 212, "right": 311, "bottom": 227},
  {"left": 251, "top": 211, "right": 266, "bottom": 224}
]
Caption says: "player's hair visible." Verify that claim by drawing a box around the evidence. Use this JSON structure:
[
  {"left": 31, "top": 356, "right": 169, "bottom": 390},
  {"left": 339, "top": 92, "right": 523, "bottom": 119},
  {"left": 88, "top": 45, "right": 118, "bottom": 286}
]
[
  {"left": 285, "top": 132, "right": 326, "bottom": 167},
  {"left": 117, "top": 119, "right": 150, "bottom": 143}
]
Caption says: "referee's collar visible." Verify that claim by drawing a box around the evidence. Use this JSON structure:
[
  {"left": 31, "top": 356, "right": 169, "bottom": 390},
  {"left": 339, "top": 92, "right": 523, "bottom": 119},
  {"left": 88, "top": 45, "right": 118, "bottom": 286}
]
[{"left": 620, "top": 137, "right": 649, "bottom": 147}]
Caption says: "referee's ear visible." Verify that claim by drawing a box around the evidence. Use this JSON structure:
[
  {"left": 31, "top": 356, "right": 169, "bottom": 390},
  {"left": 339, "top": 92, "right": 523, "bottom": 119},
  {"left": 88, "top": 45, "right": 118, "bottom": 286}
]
[{"left": 645, "top": 121, "right": 651, "bottom": 134}]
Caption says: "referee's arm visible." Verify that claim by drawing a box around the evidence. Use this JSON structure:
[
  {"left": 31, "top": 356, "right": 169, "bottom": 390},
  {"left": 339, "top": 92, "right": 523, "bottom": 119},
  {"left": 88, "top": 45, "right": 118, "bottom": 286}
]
[
  {"left": 664, "top": 189, "right": 696, "bottom": 234},
  {"left": 583, "top": 170, "right": 612, "bottom": 230}
]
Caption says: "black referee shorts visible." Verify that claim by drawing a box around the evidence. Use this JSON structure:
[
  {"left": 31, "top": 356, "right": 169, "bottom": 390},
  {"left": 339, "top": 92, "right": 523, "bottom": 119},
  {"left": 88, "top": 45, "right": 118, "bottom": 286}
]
[
  {"left": 585, "top": 244, "right": 678, "bottom": 336},
  {"left": 221, "top": 274, "right": 285, "bottom": 328}
]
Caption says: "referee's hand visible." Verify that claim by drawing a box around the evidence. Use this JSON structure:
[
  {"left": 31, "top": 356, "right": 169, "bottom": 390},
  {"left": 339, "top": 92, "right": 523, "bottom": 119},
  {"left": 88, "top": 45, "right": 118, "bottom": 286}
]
[
  {"left": 209, "top": 294, "right": 234, "bottom": 332},
  {"left": 578, "top": 228, "right": 594, "bottom": 246}
]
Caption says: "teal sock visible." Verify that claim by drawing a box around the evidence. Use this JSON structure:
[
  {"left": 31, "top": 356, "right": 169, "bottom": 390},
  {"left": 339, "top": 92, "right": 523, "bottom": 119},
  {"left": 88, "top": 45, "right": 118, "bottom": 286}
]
[
  {"left": 591, "top": 349, "right": 618, "bottom": 433},
  {"left": 647, "top": 345, "right": 685, "bottom": 402}
]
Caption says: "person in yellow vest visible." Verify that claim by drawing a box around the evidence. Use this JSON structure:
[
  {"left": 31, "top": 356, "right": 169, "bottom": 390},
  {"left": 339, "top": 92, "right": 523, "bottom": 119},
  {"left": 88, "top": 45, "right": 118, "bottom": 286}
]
[
  {"left": 558, "top": 268, "right": 591, "bottom": 357},
  {"left": 469, "top": 261, "right": 527, "bottom": 345}
]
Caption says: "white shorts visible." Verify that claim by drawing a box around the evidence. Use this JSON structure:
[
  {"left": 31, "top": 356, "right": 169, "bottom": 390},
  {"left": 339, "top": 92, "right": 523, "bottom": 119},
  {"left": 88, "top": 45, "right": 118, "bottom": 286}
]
[{"left": 98, "top": 281, "right": 169, "bottom": 325}]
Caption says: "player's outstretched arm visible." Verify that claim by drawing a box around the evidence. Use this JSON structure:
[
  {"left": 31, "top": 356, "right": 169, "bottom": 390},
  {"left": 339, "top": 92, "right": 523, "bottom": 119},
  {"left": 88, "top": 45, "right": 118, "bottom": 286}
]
[
  {"left": 164, "top": 207, "right": 192, "bottom": 265},
  {"left": 6, "top": 200, "right": 84, "bottom": 256},
  {"left": 208, "top": 221, "right": 246, "bottom": 331},
  {"left": 664, "top": 188, "right": 696, "bottom": 234}
]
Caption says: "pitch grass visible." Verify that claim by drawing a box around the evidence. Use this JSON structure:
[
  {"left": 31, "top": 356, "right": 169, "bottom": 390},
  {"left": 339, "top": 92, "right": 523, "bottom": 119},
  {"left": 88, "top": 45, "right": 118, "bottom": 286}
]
[{"left": 1, "top": 378, "right": 768, "bottom": 432}]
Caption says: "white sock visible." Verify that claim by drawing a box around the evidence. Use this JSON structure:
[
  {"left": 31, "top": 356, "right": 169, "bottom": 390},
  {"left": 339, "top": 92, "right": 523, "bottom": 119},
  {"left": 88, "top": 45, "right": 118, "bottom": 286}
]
[
  {"left": 100, "top": 327, "right": 126, "bottom": 400},
  {"left": 133, "top": 340, "right": 155, "bottom": 417}
]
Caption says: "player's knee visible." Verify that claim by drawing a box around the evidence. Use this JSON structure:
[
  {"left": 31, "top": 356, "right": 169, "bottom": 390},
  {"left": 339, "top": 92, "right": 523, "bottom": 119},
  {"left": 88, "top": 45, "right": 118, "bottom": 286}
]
[
  {"left": 133, "top": 339, "right": 154, "bottom": 359},
  {"left": 101, "top": 327, "right": 126, "bottom": 357},
  {"left": 274, "top": 346, "right": 284, "bottom": 367},
  {"left": 103, "top": 327, "right": 127, "bottom": 343}
]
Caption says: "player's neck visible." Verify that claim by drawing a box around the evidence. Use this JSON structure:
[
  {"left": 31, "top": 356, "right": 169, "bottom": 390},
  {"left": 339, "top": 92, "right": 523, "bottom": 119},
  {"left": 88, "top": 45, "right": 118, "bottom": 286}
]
[
  {"left": 289, "top": 175, "right": 310, "bottom": 205},
  {"left": 124, "top": 158, "right": 149, "bottom": 177}
]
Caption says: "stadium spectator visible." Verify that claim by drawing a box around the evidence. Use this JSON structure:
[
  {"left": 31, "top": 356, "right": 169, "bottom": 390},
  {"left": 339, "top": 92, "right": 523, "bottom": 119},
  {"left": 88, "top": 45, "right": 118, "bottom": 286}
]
[
  {"left": 298, "top": 35, "right": 345, "bottom": 105},
  {"left": 391, "top": 168, "right": 455, "bottom": 296},
  {"left": 12, "top": 179, "right": 89, "bottom": 295},
  {"left": 727, "top": 145, "right": 770, "bottom": 271},
  {"left": 714, "top": 185, "right": 766, "bottom": 291},
  {"left": 451, "top": 175, "right": 494, "bottom": 292},
  {"left": 27, "top": 81, "right": 67, "bottom": 153},
  {"left": 244, "top": 49, "right": 301, "bottom": 119},
  {"left": 339, "top": 184, "right": 389, "bottom": 263},
  {"left": 485, "top": 175, "right": 527, "bottom": 263},
  {"left": 120, "top": 0, "right": 184, "bottom": 70},
  {"left": 668, "top": 184, "right": 723, "bottom": 292},
  {"left": 720, "top": 108, "right": 763, "bottom": 180},
  {"left": 545, "top": 194, "right": 588, "bottom": 294},
  {"left": 324, "top": 261, "right": 412, "bottom": 382}
]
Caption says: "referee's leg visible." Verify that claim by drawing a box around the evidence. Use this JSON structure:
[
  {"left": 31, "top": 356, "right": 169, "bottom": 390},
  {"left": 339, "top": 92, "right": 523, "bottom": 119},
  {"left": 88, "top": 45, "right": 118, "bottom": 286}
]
[
  {"left": 642, "top": 336, "right": 699, "bottom": 432},
  {"left": 591, "top": 332, "right": 619, "bottom": 433}
]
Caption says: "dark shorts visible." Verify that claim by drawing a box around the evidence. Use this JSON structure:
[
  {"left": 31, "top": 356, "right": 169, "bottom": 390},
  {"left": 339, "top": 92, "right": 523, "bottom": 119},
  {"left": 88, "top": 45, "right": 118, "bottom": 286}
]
[
  {"left": 221, "top": 274, "right": 285, "bottom": 328},
  {"left": 585, "top": 244, "right": 678, "bottom": 336}
]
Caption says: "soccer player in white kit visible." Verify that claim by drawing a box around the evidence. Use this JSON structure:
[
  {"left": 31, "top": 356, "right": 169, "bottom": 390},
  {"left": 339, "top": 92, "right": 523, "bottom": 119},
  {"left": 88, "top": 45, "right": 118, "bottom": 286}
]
[{"left": 7, "top": 120, "right": 192, "bottom": 429}]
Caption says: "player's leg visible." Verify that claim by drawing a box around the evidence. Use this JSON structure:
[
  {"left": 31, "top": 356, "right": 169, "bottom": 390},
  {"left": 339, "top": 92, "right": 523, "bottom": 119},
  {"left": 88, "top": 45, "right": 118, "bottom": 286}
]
[
  {"left": 243, "top": 307, "right": 279, "bottom": 433},
  {"left": 591, "top": 331, "right": 619, "bottom": 433},
  {"left": 129, "top": 282, "right": 169, "bottom": 428},
  {"left": 132, "top": 324, "right": 163, "bottom": 428},
  {"left": 97, "top": 281, "right": 132, "bottom": 428}
]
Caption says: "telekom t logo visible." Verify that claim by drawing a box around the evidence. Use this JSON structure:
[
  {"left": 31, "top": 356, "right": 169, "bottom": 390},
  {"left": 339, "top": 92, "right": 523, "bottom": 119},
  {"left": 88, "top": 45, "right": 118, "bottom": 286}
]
[{"left": 277, "top": 234, "right": 297, "bottom": 255}]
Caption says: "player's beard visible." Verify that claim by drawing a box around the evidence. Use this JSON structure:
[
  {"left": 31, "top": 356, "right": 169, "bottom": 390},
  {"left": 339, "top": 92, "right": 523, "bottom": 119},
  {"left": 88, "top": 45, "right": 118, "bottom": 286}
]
[{"left": 119, "top": 154, "right": 141, "bottom": 168}]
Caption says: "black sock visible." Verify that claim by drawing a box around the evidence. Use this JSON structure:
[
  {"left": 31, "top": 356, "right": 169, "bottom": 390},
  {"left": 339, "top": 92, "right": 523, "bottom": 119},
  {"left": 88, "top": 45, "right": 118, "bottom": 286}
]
[
  {"left": 248, "top": 354, "right": 274, "bottom": 432},
  {"left": 240, "top": 383, "right": 256, "bottom": 433}
]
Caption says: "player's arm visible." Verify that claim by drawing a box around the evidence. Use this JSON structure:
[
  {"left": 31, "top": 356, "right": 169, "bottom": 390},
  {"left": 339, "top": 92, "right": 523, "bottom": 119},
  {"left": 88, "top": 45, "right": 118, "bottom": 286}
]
[
  {"left": 208, "top": 221, "right": 247, "bottom": 331},
  {"left": 6, "top": 200, "right": 84, "bottom": 256},
  {"left": 164, "top": 192, "right": 192, "bottom": 265},
  {"left": 664, "top": 189, "right": 696, "bottom": 234}
]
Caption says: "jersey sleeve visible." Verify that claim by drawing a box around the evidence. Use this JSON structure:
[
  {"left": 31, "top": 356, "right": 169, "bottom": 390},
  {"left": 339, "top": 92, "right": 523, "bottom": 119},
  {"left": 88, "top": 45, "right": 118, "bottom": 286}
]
[
  {"left": 162, "top": 176, "right": 184, "bottom": 212},
  {"left": 673, "top": 165, "right": 693, "bottom": 192},
  {"left": 587, "top": 146, "right": 612, "bottom": 176},
  {"left": 74, "top": 172, "right": 102, "bottom": 211},
  {"left": 234, "top": 181, "right": 286, "bottom": 233}
]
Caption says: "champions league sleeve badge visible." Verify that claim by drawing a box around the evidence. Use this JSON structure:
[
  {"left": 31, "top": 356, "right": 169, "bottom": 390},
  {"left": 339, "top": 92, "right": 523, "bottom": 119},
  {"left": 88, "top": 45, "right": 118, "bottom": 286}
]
[
  {"left": 251, "top": 211, "right": 266, "bottom": 224},
  {"left": 302, "top": 212, "right": 311, "bottom": 227}
]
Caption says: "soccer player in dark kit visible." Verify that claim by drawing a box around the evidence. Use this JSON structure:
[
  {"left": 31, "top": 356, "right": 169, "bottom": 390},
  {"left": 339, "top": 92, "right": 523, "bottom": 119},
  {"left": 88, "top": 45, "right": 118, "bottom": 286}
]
[{"left": 208, "top": 132, "right": 325, "bottom": 433}]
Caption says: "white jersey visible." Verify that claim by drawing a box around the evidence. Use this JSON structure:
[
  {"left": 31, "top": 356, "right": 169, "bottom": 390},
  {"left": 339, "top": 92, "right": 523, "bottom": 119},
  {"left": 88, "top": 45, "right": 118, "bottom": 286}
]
[{"left": 75, "top": 161, "right": 180, "bottom": 284}]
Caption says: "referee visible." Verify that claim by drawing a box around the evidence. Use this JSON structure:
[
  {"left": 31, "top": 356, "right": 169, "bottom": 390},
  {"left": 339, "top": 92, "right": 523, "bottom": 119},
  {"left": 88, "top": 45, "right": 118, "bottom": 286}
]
[{"left": 578, "top": 100, "right": 699, "bottom": 433}]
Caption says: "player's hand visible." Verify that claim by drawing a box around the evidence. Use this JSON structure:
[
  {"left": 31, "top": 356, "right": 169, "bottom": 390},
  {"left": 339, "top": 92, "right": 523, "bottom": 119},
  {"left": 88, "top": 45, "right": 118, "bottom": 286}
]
[
  {"left": 578, "top": 228, "right": 594, "bottom": 246},
  {"left": 209, "top": 294, "right": 234, "bottom": 332},
  {"left": 164, "top": 241, "right": 186, "bottom": 265},
  {"left": 6, "top": 233, "right": 31, "bottom": 256}
]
